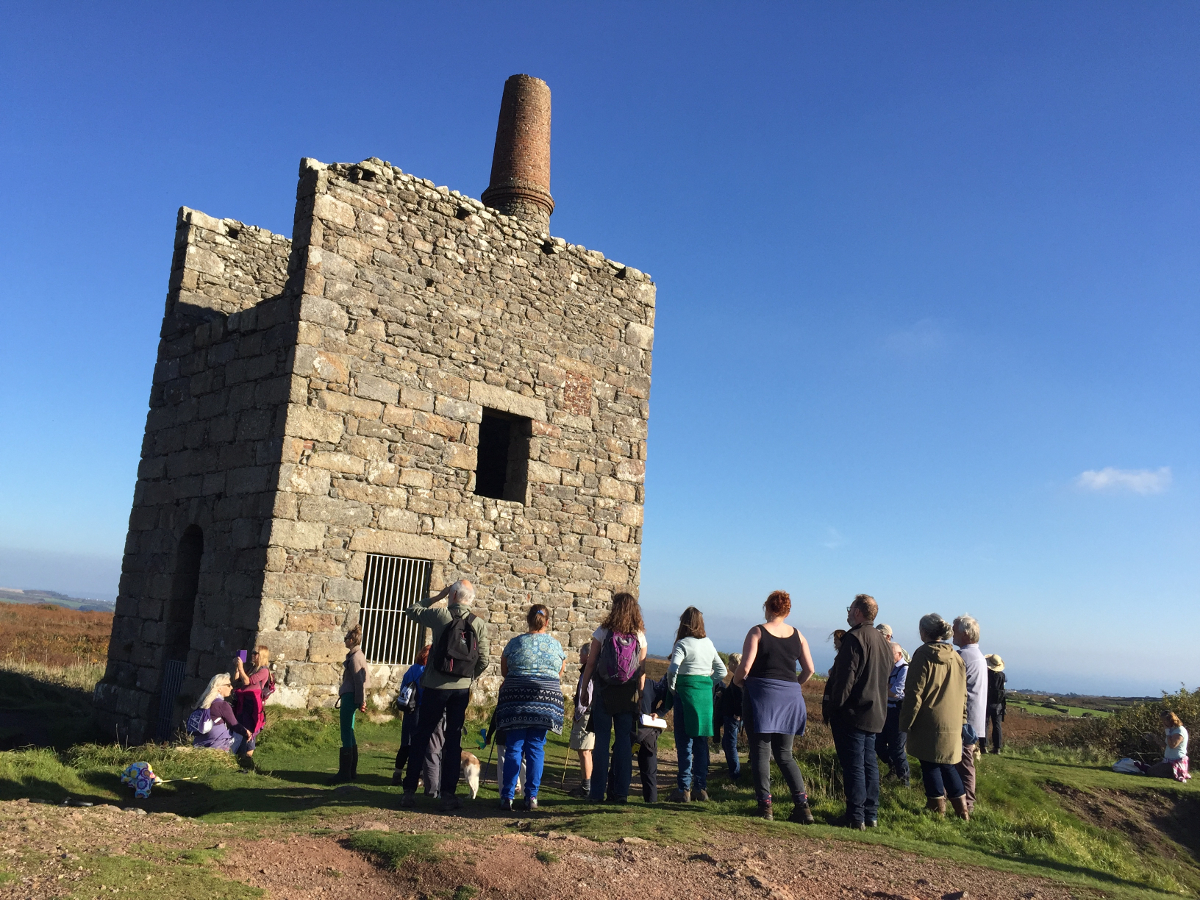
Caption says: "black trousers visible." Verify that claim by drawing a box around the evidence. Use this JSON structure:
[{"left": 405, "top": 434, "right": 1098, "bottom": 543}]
[
  {"left": 986, "top": 704, "right": 1004, "bottom": 752},
  {"left": 402, "top": 688, "right": 468, "bottom": 797},
  {"left": 636, "top": 729, "right": 659, "bottom": 802}
]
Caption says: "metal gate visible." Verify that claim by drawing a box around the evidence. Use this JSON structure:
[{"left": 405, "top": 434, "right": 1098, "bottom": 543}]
[
  {"left": 359, "top": 554, "right": 432, "bottom": 665},
  {"left": 155, "top": 659, "right": 187, "bottom": 741}
]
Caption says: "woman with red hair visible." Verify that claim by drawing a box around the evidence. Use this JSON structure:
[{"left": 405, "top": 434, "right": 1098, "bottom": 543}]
[{"left": 731, "top": 590, "right": 815, "bottom": 822}]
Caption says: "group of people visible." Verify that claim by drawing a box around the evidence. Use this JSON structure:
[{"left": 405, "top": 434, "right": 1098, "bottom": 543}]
[{"left": 187, "top": 581, "right": 1032, "bottom": 827}]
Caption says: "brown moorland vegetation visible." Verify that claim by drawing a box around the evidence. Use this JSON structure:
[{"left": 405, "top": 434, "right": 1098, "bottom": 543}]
[{"left": 0, "top": 600, "right": 111, "bottom": 668}]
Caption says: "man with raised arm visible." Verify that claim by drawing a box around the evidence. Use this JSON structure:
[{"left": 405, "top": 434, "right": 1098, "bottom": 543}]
[{"left": 399, "top": 579, "right": 490, "bottom": 812}]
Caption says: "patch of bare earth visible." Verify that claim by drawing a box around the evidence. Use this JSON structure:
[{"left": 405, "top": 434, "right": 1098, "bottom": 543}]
[
  {"left": 0, "top": 799, "right": 208, "bottom": 897},
  {"left": 0, "top": 799, "right": 1093, "bottom": 900},
  {"left": 219, "top": 810, "right": 1083, "bottom": 900}
]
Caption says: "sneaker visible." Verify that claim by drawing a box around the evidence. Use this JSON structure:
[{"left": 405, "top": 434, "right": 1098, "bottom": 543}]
[
  {"left": 499, "top": 798, "right": 513, "bottom": 811},
  {"left": 865, "top": 819, "right": 879, "bottom": 828},
  {"left": 399, "top": 791, "right": 416, "bottom": 808},
  {"left": 439, "top": 795, "right": 463, "bottom": 813},
  {"left": 523, "top": 796, "right": 538, "bottom": 811},
  {"left": 788, "top": 803, "right": 814, "bottom": 825},
  {"left": 669, "top": 788, "right": 691, "bottom": 803},
  {"left": 694, "top": 789, "right": 710, "bottom": 802}
]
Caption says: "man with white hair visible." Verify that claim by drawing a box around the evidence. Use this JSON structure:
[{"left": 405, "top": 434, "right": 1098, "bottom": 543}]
[
  {"left": 400, "top": 579, "right": 490, "bottom": 812},
  {"left": 952, "top": 614, "right": 986, "bottom": 813}
]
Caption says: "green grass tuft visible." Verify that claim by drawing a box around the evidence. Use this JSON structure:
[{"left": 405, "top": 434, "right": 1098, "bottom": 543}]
[{"left": 346, "top": 830, "right": 443, "bottom": 869}]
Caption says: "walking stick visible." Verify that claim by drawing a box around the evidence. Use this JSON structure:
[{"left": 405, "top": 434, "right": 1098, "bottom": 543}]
[{"left": 559, "top": 737, "right": 573, "bottom": 787}]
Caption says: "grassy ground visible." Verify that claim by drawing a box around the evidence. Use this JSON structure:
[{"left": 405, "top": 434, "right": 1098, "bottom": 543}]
[
  {"left": 1009, "top": 700, "right": 1113, "bottom": 719},
  {"left": 1, "top": 706, "right": 1197, "bottom": 899}
]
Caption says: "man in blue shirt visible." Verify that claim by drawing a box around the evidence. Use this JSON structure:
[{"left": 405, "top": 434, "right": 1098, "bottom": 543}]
[{"left": 874, "top": 642, "right": 911, "bottom": 787}]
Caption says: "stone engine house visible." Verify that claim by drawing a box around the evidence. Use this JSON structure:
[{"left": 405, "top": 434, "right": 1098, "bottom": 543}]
[{"left": 95, "top": 75, "right": 655, "bottom": 742}]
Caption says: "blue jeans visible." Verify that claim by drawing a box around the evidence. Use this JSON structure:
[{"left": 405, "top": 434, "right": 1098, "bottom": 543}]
[
  {"left": 875, "top": 705, "right": 910, "bottom": 784},
  {"left": 675, "top": 730, "right": 710, "bottom": 791},
  {"left": 502, "top": 727, "right": 548, "bottom": 800},
  {"left": 721, "top": 716, "right": 742, "bottom": 778},
  {"left": 920, "top": 759, "right": 965, "bottom": 799},
  {"left": 831, "top": 723, "right": 880, "bottom": 824},
  {"left": 589, "top": 703, "right": 634, "bottom": 801}
]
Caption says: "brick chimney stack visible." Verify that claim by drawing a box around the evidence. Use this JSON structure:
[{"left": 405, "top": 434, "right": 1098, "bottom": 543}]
[{"left": 482, "top": 74, "right": 554, "bottom": 233}]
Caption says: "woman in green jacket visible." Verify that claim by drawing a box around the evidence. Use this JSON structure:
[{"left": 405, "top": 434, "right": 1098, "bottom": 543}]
[{"left": 899, "top": 614, "right": 969, "bottom": 820}]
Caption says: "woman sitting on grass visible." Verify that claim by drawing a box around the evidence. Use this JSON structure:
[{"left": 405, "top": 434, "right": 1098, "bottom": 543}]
[
  {"left": 667, "top": 606, "right": 727, "bottom": 802},
  {"left": 191, "top": 673, "right": 254, "bottom": 755},
  {"left": 899, "top": 613, "right": 969, "bottom": 821},
  {"left": 495, "top": 604, "right": 567, "bottom": 811},
  {"left": 1139, "top": 711, "right": 1189, "bottom": 782}
]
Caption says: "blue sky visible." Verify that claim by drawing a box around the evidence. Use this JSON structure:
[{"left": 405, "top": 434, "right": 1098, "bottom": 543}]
[{"left": 0, "top": 3, "right": 1195, "bottom": 695}]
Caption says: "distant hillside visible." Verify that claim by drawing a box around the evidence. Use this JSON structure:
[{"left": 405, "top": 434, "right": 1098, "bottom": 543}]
[
  {"left": 0, "top": 600, "right": 112, "bottom": 667},
  {"left": 0, "top": 588, "right": 115, "bottom": 613}
]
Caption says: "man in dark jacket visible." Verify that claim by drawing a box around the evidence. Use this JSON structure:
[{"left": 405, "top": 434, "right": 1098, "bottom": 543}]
[{"left": 822, "top": 593, "right": 891, "bottom": 829}]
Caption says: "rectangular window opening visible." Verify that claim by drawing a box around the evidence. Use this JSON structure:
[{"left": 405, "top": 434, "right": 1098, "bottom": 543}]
[
  {"left": 475, "top": 408, "right": 531, "bottom": 502},
  {"left": 359, "top": 554, "right": 433, "bottom": 665}
]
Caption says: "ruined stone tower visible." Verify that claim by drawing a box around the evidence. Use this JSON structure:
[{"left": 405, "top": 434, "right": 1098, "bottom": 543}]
[{"left": 95, "top": 75, "right": 655, "bottom": 742}]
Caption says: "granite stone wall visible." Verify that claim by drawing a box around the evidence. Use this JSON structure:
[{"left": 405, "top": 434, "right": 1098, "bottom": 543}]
[
  {"left": 95, "top": 210, "right": 299, "bottom": 741},
  {"left": 260, "top": 157, "right": 654, "bottom": 707},
  {"left": 97, "top": 148, "right": 655, "bottom": 738}
]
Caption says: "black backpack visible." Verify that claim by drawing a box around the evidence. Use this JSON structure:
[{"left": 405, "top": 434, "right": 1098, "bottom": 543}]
[{"left": 434, "top": 609, "right": 480, "bottom": 677}]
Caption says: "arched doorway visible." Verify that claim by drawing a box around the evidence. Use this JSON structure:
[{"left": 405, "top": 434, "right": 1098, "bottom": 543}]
[{"left": 156, "top": 525, "right": 202, "bottom": 739}]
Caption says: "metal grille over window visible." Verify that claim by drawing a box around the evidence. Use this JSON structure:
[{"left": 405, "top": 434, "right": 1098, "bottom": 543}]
[{"left": 359, "top": 554, "right": 433, "bottom": 665}]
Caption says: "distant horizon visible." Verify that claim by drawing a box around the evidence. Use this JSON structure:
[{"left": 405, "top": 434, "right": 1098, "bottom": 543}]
[{"left": 0, "top": 558, "right": 1191, "bottom": 699}]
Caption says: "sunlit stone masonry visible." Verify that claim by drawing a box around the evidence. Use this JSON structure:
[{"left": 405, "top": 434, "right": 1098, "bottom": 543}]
[{"left": 95, "top": 74, "right": 656, "bottom": 742}]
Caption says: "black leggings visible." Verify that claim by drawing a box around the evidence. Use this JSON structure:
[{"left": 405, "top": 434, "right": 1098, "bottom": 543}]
[{"left": 749, "top": 732, "right": 807, "bottom": 803}]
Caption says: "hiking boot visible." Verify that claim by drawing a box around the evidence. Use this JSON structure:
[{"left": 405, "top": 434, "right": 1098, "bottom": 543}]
[
  {"left": 391, "top": 768, "right": 404, "bottom": 786},
  {"left": 830, "top": 814, "right": 866, "bottom": 831},
  {"left": 399, "top": 791, "right": 417, "bottom": 808},
  {"left": 328, "top": 748, "right": 352, "bottom": 785},
  {"left": 949, "top": 795, "right": 970, "bottom": 822},
  {"left": 523, "top": 796, "right": 538, "bottom": 811},
  {"left": 499, "top": 798, "right": 513, "bottom": 812},
  {"left": 757, "top": 801, "right": 774, "bottom": 820},
  {"left": 788, "top": 802, "right": 814, "bottom": 825},
  {"left": 568, "top": 784, "right": 590, "bottom": 798},
  {"left": 694, "top": 789, "right": 710, "bottom": 802},
  {"left": 439, "top": 795, "right": 463, "bottom": 813},
  {"left": 669, "top": 788, "right": 691, "bottom": 803},
  {"left": 865, "top": 819, "right": 878, "bottom": 828},
  {"left": 925, "top": 796, "right": 946, "bottom": 817}
]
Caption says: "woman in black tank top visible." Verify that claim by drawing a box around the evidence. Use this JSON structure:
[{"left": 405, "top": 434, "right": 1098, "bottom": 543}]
[
  {"left": 731, "top": 591, "right": 816, "bottom": 823},
  {"left": 748, "top": 627, "right": 803, "bottom": 681}
]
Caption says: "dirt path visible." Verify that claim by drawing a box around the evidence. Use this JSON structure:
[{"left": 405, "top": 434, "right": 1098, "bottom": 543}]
[{"left": 0, "top": 799, "right": 1082, "bottom": 900}]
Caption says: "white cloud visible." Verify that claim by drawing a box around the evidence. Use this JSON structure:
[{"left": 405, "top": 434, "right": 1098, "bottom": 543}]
[
  {"left": 1075, "top": 466, "right": 1171, "bottom": 495},
  {"left": 884, "top": 318, "right": 948, "bottom": 358}
]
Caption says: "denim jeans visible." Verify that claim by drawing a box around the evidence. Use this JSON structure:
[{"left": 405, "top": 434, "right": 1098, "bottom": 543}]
[
  {"left": 674, "top": 695, "right": 710, "bottom": 791},
  {"left": 831, "top": 723, "right": 880, "bottom": 824},
  {"left": 502, "top": 727, "right": 547, "bottom": 800},
  {"left": 589, "top": 703, "right": 634, "bottom": 801},
  {"left": 875, "top": 705, "right": 910, "bottom": 784},
  {"left": 402, "top": 687, "right": 469, "bottom": 797},
  {"left": 721, "top": 715, "right": 741, "bottom": 778},
  {"left": 919, "top": 759, "right": 965, "bottom": 799}
]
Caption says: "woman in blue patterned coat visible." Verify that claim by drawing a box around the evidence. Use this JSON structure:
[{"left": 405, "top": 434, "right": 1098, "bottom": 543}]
[{"left": 495, "top": 604, "right": 567, "bottom": 811}]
